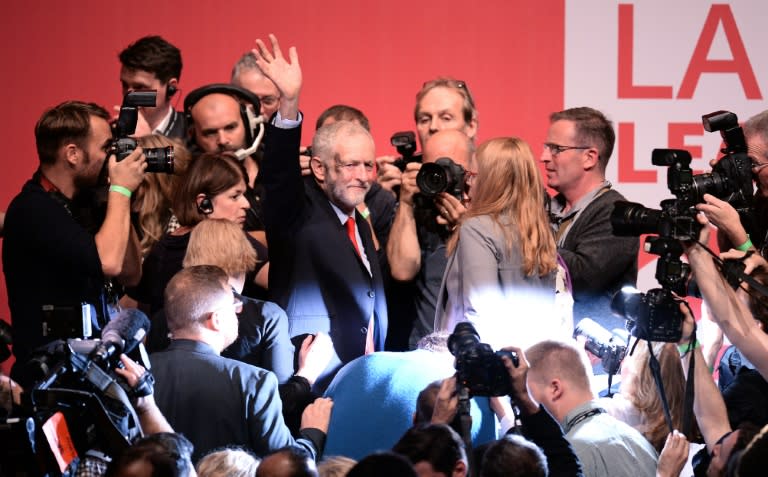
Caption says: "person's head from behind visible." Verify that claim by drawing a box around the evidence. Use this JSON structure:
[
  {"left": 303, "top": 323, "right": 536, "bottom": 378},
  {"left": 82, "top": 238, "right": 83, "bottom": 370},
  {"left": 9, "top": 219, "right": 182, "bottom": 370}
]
[
  {"left": 183, "top": 218, "right": 257, "bottom": 293},
  {"left": 316, "top": 105, "right": 370, "bottom": 132},
  {"left": 105, "top": 432, "right": 195, "bottom": 477},
  {"left": 479, "top": 434, "right": 547, "bottom": 477},
  {"left": 541, "top": 107, "right": 614, "bottom": 194},
  {"left": 164, "top": 265, "right": 241, "bottom": 351},
  {"left": 525, "top": 340, "right": 594, "bottom": 421},
  {"left": 231, "top": 52, "right": 281, "bottom": 120},
  {"left": 255, "top": 446, "right": 317, "bottom": 477},
  {"left": 317, "top": 456, "right": 356, "bottom": 477},
  {"left": 310, "top": 121, "right": 375, "bottom": 214},
  {"left": 346, "top": 452, "right": 417, "bottom": 477},
  {"left": 392, "top": 424, "right": 468, "bottom": 477},
  {"left": 463, "top": 137, "right": 556, "bottom": 277},
  {"left": 197, "top": 447, "right": 259, "bottom": 477},
  {"left": 119, "top": 36, "right": 182, "bottom": 123},
  {"left": 35, "top": 101, "right": 112, "bottom": 190},
  {"left": 415, "top": 78, "right": 478, "bottom": 148},
  {"left": 174, "top": 153, "right": 249, "bottom": 227},
  {"left": 134, "top": 134, "right": 191, "bottom": 255}
]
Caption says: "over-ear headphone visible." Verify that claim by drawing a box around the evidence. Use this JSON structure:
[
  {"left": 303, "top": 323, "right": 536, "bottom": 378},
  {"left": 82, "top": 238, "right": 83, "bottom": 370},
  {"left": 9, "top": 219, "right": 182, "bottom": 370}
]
[
  {"left": 198, "top": 196, "right": 214, "bottom": 215},
  {"left": 184, "top": 83, "right": 261, "bottom": 147},
  {"left": 166, "top": 83, "right": 178, "bottom": 98}
]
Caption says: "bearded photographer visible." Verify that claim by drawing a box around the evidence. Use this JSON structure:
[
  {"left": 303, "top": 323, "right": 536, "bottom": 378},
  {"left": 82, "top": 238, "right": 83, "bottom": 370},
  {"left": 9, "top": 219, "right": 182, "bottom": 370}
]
[{"left": 3, "top": 101, "right": 145, "bottom": 385}]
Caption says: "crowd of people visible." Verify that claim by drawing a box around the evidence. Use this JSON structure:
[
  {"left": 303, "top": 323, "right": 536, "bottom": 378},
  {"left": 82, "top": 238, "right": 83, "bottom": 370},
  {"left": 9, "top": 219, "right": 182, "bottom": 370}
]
[{"left": 2, "top": 32, "right": 768, "bottom": 477}]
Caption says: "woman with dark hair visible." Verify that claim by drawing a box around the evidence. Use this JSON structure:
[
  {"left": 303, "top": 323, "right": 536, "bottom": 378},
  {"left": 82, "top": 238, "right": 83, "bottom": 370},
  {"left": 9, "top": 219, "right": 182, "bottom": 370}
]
[
  {"left": 434, "top": 137, "right": 572, "bottom": 351},
  {"left": 131, "top": 152, "right": 268, "bottom": 315}
]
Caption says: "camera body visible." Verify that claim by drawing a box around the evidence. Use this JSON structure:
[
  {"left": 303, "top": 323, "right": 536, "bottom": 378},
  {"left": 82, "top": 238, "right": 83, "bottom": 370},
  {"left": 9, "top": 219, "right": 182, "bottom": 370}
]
[
  {"left": 416, "top": 157, "right": 466, "bottom": 200},
  {"left": 391, "top": 131, "right": 423, "bottom": 171},
  {"left": 610, "top": 110, "right": 753, "bottom": 343},
  {"left": 112, "top": 91, "right": 174, "bottom": 174},
  {"left": 448, "top": 322, "right": 517, "bottom": 397},
  {"left": 574, "top": 318, "right": 628, "bottom": 375}
]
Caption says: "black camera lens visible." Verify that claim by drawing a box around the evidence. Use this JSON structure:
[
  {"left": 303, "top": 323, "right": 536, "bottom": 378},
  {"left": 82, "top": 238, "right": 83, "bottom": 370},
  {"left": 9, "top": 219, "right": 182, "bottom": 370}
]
[
  {"left": 144, "top": 146, "right": 174, "bottom": 174},
  {"left": 417, "top": 162, "right": 450, "bottom": 197},
  {"left": 611, "top": 201, "right": 662, "bottom": 236}
]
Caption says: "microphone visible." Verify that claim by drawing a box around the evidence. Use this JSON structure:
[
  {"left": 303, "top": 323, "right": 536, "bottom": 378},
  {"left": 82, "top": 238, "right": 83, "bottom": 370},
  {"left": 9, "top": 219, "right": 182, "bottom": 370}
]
[{"left": 89, "top": 308, "right": 151, "bottom": 365}]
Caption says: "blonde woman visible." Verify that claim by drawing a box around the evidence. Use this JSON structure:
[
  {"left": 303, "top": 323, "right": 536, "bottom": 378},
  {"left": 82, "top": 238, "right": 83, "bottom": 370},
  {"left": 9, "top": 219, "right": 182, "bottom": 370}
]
[
  {"left": 133, "top": 134, "right": 190, "bottom": 257},
  {"left": 434, "top": 137, "right": 572, "bottom": 351}
]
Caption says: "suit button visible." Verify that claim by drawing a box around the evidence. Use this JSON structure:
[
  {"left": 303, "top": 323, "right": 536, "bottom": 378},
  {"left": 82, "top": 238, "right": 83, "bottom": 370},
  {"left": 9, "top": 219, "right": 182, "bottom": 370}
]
[
  {"left": 367, "top": 290, "right": 375, "bottom": 298},
  {"left": 360, "top": 327, "right": 368, "bottom": 334}
]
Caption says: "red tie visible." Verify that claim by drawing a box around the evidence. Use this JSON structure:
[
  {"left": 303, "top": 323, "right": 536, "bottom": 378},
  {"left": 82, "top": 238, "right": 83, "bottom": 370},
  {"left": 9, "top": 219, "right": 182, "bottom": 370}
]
[{"left": 346, "top": 217, "right": 361, "bottom": 257}]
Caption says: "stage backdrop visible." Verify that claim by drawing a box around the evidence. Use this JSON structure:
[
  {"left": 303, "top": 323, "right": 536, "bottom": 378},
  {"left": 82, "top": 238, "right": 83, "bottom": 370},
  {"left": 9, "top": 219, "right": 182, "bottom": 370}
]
[{"left": 0, "top": 0, "right": 765, "bottom": 372}]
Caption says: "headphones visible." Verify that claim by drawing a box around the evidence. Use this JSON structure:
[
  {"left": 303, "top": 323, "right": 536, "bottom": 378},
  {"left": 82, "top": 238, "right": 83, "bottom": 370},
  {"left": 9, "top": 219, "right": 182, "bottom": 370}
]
[
  {"left": 184, "top": 83, "right": 262, "bottom": 148},
  {"left": 166, "top": 83, "right": 178, "bottom": 98},
  {"left": 197, "top": 195, "right": 214, "bottom": 215}
]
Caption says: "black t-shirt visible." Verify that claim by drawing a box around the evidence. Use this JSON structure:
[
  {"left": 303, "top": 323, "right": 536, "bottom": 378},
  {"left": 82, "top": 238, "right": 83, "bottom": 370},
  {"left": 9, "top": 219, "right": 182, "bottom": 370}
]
[{"left": 3, "top": 177, "right": 104, "bottom": 367}]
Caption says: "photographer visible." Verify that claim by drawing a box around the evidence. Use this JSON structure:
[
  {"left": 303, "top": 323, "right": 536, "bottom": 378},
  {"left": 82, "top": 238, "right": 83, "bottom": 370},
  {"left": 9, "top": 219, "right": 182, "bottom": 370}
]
[
  {"left": 430, "top": 346, "right": 584, "bottom": 477},
  {"left": 387, "top": 129, "right": 474, "bottom": 348},
  {"left": 3, "top": 101, "right": 145, "bottom": 384},
  {"left": 434, "top": 137, "right": 573, "bottom": 352}
]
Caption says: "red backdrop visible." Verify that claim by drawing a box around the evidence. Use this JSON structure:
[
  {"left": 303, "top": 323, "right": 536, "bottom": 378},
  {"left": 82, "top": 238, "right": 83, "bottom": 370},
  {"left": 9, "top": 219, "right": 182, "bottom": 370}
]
[{"left": 0, "top": 0, "right": 564, "bottom": 372}]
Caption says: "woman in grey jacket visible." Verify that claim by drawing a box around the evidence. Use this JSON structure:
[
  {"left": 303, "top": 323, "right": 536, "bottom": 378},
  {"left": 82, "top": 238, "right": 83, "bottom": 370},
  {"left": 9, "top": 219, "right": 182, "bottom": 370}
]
[{"left": 434, "top": 137, "right": 573, "bottom": 351}]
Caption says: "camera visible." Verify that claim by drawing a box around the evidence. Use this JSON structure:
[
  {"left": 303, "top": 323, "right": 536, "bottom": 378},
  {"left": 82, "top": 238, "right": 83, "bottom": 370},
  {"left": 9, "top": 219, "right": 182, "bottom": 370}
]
[
  {"left": 112, "top": 91, "right": 175, "bottom": 174},
  {"left": 448, "top": 322, "right": 518, "bottom": 397},
  {"left": 611, "top": 286, "right": 683, "bottom": 343},
  {"left": 417, "top": 157, "right": 466, "bottom": 200},
  {"left": 610, "top": 110, "right": 754, "bottom": 343},
  {"left": 391, "top": 131, "right": 423, "bottom": 171},
  {"left": 574, "top": 318, "right": 628, "bottom": 375}
]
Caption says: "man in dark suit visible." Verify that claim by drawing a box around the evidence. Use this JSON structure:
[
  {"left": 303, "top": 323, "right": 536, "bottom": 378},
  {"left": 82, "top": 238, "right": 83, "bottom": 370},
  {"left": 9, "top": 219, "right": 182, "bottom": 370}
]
[{"left": 253, "top": 34, "right": 388, "bottom": 391}]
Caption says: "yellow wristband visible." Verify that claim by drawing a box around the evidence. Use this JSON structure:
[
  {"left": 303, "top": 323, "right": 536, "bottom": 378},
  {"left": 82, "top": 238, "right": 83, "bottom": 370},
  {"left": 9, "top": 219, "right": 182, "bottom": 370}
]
[{"left": 109, "top": 185, "right": 132, "bottom": 199}]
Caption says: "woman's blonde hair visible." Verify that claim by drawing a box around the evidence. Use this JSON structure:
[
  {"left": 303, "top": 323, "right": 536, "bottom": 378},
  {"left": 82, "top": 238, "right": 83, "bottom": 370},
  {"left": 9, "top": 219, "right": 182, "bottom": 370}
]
[
  {"left": 448, "top": 137, "right": 557, "bottom": 277},
  {"left": 182, "top": 218, "right": 257, "bottom": 278},
  {"left": 622, "top": 340, "right": 689, "bottom": 452},
  {"left": 134, "top": 134, "right": 191, "bottom": 256}
]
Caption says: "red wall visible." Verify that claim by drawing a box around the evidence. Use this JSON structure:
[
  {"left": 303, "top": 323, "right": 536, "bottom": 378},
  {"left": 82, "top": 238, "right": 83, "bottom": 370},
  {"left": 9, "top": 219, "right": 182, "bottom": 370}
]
[{"left": 0, "top": 0, "right": 564, "bottom": 372}]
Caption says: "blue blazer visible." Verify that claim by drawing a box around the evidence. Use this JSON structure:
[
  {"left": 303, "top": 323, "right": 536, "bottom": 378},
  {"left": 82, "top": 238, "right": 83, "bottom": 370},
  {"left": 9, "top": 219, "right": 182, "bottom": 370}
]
[{"left": 261, "top": 123, "right": 388, "bottom": 388}]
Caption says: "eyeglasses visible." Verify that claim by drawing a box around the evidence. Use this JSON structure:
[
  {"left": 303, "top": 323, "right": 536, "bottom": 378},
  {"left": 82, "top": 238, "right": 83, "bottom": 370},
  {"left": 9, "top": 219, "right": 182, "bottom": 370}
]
[
  {"left": 543, "top": 143, "right": 591, "bottom": 157},
  {"left": 752, "top": 161, "right": 768, "bottom": 172}
]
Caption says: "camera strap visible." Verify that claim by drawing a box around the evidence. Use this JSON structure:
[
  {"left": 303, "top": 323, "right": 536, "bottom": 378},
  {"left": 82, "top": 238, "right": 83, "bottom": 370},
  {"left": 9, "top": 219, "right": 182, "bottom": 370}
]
[{"left": 647, "top": 341, "right": 675, "bottom": 434}]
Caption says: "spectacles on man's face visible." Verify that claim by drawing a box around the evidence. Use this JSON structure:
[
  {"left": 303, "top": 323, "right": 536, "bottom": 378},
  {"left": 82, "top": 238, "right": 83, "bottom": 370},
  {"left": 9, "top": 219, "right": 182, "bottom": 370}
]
[
  {"left": 752, "top": 161, "right": 768, "bottom": 173},
  {"left": 543, "top": 143, "right": 591, "bottom": 157}
]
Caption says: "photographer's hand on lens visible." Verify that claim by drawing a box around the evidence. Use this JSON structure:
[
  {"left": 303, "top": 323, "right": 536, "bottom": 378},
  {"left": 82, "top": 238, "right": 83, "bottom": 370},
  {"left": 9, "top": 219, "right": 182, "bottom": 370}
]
[
  {"left": 398, "top": 162, "right": 422, "bottom": 206},
  {"left": 500, "top": 346, "right": 539, "bottom": 416},
  {"left": 252, "top": 34, "right": 301, "bottom": 120},
  {"left": 431, "top": 375, "right": 459, "bottom": 425},
  {"left": 695, "top": 194, "right": 748, "bottom": 248},
  {"left": 109, "top": 146, "right": 146, "bottom": 193},
  {"left": 376, "top": 155, "right": 402, "bottom": 194},
  {"left": 435, "top": 193, "right": 466, "bottom": 228}
]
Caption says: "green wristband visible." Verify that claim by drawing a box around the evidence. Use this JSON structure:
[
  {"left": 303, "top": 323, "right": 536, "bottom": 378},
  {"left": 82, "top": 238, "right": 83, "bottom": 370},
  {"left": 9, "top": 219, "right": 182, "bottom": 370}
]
[
  {"left": 360, "top": 208, "right": 371, "bottom": 220},
  {"left": 736, "top": 236, "right": 754, "bottom": 252},
  {"left": 677, "top": 339, "right": 700, "bottom": 355},
  {"left": 109, "top": 184, "right": 132, "bottom": 199}
]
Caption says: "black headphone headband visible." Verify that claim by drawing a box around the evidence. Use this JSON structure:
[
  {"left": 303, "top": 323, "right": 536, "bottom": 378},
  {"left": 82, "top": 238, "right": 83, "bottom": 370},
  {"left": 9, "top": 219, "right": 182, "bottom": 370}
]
[
  {"left": 184, "top": 83, "right": 262, "bottom": 147},
  {"left": 183, "top": 83, "right": 261, "bottom": 117}
]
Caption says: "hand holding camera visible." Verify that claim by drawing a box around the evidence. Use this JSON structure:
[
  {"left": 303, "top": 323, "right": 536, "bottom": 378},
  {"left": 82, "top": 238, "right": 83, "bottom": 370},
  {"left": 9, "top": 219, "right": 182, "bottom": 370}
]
[
  {"left": 109, "top": 146, "right": 147, "bottom": 194},
  {"left": 499, "top": 345, "right": 540, "bottom": 416}
]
